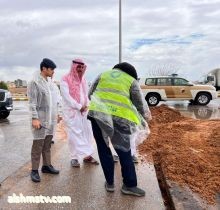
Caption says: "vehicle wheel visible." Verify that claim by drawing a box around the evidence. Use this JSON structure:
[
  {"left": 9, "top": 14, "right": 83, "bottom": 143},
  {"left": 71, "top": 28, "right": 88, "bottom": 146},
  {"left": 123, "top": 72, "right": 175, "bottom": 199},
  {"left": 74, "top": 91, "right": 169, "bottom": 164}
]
[
  {"left": 193, "top": 108, "right": 212, "bottom": 120},
  {"left": 146, "top": 93, "right": 160, "bottom": 106},
  {"left": 189, "top": 99, "right": 197, "bottom": 105},
  {"left": 195, "top": 93, "right": 211, "bottom": 105},
  {"left": 0, "top": 111, "right": 10, "bottom": 119}
]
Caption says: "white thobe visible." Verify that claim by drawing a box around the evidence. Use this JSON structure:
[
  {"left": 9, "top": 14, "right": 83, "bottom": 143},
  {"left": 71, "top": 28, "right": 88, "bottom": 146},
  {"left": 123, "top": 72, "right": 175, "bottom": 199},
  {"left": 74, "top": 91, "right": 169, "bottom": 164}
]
[
  {"left": 50, "top": 82, "right": 62, "bottom": 138},
  {"left": 60, "top": 80, "right": 94, "bottom": 160}
]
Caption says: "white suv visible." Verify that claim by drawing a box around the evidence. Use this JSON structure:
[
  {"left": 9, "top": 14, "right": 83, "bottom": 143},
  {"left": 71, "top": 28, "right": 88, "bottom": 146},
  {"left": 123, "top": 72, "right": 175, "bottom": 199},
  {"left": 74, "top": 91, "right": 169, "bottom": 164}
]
[{"left": 139, "top": 76, "right": 218, "bottom": 106}]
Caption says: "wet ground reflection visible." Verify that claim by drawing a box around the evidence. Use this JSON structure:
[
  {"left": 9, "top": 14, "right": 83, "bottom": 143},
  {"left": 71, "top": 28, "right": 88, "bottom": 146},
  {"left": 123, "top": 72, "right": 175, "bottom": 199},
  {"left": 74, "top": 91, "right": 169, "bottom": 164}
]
[{"left": 160, "top": 99, "right": 220, "bottom": 120}]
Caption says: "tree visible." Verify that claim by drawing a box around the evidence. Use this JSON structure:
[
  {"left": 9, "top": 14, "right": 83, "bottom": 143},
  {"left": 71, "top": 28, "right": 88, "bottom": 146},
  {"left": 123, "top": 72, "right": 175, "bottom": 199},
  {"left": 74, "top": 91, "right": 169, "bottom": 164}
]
[
  {"left": 148, "top": 63, "right": 180, "bottom": 76},
  {"left": 0, "top": 81, "right": 8, "bottom": 90}
]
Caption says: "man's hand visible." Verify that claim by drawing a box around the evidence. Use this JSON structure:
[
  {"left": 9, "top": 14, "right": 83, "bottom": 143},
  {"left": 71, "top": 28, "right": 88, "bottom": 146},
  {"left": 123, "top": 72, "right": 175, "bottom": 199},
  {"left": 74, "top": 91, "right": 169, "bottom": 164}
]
[
  {"left": 80, "top": 106, "right": 85, "bottom": 113},
  {"left": 57, "top": 115, "right": 62, "bottom": 124},
  {"left": 80, "top": 106, "right": 88, "bottom": 113},
  {"left": 32, "top": 119, "right": 41, "bottom": 129},
  {"left": 83, "top": 106, "right": 88, "bottom": 112}
]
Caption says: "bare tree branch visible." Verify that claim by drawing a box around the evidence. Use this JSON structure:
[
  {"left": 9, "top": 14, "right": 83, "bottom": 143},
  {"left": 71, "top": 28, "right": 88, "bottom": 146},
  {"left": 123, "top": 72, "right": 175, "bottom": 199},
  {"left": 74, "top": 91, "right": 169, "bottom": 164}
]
[{"left": 148, "top": 63, "right": 180, "bottom": 76}]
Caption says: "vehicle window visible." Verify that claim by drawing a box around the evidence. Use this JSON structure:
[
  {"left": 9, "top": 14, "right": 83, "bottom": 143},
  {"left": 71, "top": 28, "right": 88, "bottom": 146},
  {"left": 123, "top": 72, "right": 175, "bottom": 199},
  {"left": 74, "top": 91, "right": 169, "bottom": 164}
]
[
  {"left": 157, "top": 78, "right": 172, "bottom": 86},
  {"left": 145, "top": 78, "right": 156, "bottom": 85},
  {"left": 174, "top": 78, "right": 189, "bottom": 86},
  {"left": 207, "top": 76, "right": 214, "bottom": 82}
]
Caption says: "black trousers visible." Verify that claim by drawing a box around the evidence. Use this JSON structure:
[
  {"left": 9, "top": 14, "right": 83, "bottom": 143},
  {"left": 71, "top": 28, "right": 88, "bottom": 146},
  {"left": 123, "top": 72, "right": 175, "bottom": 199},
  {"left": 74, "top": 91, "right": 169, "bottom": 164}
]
[{"left": 90, "top": 118, "right": 137, "bottom": 187}]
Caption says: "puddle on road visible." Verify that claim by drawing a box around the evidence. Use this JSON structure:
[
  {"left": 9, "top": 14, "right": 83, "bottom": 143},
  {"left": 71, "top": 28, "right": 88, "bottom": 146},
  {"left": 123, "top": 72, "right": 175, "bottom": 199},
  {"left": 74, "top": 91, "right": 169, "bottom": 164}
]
[
  {"left": 159, "top": 101, "right": 220, "bottom": 120},
  {"left": 170, "top": 105, "right": 219, "bottom": 120},
  {"left": 14, "top": 108, "right": 23, "bottom": 110},
  {"left": 0, "top": 119, "right": 10, "bottom": 124},
  {"left": 9, "top": 101, "right": 220, "bottom": 121}
]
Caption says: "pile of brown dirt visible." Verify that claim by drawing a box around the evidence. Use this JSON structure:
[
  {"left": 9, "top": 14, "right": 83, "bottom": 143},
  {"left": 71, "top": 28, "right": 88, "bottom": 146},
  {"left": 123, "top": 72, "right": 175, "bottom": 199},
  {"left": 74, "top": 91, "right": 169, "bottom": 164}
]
[
  {"left": 150, "top": 104, "right": 185, "bottom": 124},
  {"left": 139, "top": 104, "right": 220, "bottom": 204}
]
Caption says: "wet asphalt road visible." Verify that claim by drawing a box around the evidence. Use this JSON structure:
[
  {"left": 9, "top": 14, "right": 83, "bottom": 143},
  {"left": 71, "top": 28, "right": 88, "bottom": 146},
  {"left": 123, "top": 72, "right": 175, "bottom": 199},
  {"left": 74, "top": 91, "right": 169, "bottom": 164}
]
[
  {"left": 161, "top": 98, "right": 220, "bottom": 120},
  {"left": 0, "top": 99, "right": 219, "bottom": 209},
  {"left": 0, "top": 101, "right": 32, "bottom": 183},
  {"left": 0, "top": 99, "right": 220, "bottom": 184},
  {"left": 0, "top": 138, "right": 165, "bottom": 210},
  {"left": 0, "top": 101, "right": 165, "bottom": 209}
]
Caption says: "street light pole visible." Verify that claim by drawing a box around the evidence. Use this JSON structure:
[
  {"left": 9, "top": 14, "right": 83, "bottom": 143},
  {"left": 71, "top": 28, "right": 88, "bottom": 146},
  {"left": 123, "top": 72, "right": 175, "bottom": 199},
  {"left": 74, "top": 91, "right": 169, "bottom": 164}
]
[{"left": 119, "top": 0, "right": 122, "bottom": 63}]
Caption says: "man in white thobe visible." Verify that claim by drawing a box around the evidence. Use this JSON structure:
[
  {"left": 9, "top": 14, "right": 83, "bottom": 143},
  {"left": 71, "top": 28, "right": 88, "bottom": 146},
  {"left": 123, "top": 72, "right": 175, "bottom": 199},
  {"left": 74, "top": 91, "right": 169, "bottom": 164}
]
[{"left": 60, "top": 58, "right": 99, "bottom": 167}]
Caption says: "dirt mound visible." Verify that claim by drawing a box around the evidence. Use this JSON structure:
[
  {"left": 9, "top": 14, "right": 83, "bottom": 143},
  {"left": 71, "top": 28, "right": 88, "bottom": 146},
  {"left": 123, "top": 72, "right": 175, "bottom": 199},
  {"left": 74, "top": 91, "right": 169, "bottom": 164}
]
[
  {"left": 139, "top": 105, "right": 220, "bottom": 204},
  {"left": 150, "top": 104, "right": 184, "bottom": 124}
]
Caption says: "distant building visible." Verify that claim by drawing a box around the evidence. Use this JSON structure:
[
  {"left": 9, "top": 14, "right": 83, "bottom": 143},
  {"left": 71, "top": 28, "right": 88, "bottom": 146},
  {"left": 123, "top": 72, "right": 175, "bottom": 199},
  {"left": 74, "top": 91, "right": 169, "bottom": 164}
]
[
  {"left": 22, "top": 80, "right": 27, "bottom": 87},
  {"left": 14, "top": 79, "right": 27, "bottom": 87}
]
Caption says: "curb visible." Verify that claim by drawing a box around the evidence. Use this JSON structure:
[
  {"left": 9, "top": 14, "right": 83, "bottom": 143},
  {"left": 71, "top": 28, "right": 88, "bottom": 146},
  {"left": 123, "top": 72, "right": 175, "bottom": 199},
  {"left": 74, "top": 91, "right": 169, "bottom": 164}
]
[
  {"left": 12, "top": 98, "right": 28, "bottom": 101},
  {"left": 153, "top": 154, "right": 219, "bottom": 210},
  {"left": 153, "top": 155, "right": 175, "bottom": 210}
]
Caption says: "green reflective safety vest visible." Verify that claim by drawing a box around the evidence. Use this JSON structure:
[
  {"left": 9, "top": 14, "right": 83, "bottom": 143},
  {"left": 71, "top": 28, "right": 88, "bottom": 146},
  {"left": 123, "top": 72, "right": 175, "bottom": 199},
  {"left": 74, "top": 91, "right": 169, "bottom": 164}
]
[{"left": 89, "top": 70, "right": 141, "bottom": 125}]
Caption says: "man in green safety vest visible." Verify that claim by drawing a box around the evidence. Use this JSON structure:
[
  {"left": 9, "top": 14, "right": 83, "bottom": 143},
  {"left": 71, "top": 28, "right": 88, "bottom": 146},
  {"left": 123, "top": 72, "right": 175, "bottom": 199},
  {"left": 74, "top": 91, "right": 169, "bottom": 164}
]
[{"left": 88, "top": 62, "right": 151, "bottom": 196}]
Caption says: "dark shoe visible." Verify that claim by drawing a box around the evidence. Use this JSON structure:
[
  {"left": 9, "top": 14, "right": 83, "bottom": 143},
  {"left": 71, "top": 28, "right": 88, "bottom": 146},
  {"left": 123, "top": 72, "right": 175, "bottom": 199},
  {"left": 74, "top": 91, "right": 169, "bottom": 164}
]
[
  {"left": 71, "top": 159, "right": 80, "bottom": 167},
  {"left": 105, "top": 182, "right": 115, "bottom": 192},
  {"left": 113, "top": 155, "right": 119, "bottom": 163},
  {"left": 41, "top": 165, "right": 59, "bottom": 174},
  {"left": 31, "top": 170, "right": 41, "bottom": 182},
  {"left": 83, "top": 156, "right": 99, "bottom": 165},
  {"left": 121, "top": 184, "right": 145, "bottom": 197},
  {"left": 132, "top": 155, "right": 139, "bottom": 164}
]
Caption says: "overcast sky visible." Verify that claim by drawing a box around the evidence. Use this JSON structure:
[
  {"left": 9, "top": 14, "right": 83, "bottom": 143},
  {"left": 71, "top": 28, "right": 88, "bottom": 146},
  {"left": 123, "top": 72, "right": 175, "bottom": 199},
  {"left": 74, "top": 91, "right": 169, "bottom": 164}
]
[{"left": 0, "top": 0, "right": 220, "bottom": 83}]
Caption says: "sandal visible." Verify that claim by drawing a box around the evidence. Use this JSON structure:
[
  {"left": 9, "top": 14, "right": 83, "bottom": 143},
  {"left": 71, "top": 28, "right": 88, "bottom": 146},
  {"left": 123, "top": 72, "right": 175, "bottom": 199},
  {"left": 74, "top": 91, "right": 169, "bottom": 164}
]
[
  {"left": 83, "top": 156, "right": 99, "bottom": 165},
  {"left": 71, "top": 159, "right": 80, "bottom": 167}
]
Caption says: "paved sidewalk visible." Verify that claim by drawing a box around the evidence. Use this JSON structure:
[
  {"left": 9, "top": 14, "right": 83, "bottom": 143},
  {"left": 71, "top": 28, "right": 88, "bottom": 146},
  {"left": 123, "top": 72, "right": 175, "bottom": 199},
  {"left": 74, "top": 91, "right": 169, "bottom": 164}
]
[{"left": 0, "top": 136, "right": 165, "bottom": 210}]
